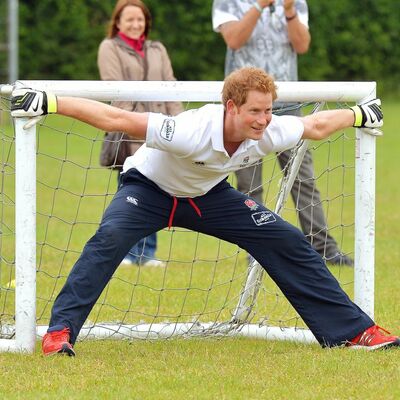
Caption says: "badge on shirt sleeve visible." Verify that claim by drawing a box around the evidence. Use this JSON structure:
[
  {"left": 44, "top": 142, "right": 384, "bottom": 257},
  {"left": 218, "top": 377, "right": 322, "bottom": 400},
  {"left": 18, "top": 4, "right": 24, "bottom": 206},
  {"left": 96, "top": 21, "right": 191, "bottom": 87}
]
[{"left": 160, "top": 119, "right": 175, "bottom": 141}]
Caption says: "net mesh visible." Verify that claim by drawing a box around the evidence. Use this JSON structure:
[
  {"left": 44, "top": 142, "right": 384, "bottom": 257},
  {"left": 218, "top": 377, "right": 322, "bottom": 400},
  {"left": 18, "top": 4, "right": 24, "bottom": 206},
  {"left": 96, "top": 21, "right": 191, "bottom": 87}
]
[{"left": 0, "top": 96, "right": 355, "bottom": 341}]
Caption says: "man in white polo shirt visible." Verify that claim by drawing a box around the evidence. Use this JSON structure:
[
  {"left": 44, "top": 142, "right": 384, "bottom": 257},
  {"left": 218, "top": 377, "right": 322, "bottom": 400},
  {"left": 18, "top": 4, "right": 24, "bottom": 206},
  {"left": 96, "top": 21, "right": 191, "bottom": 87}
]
[{"left": 11, "top": 66, "right": 397, "bottom": 356}]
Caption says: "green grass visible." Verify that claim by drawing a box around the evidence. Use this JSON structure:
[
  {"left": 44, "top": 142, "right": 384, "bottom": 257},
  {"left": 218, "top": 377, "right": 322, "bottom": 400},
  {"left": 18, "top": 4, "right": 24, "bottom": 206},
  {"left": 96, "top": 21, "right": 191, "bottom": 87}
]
[
  {"left": 0, "top": 99, "right": 399, "bottom": 399},
  {"left": 0, "top": 339, "right": 399, "bottom": 399}
]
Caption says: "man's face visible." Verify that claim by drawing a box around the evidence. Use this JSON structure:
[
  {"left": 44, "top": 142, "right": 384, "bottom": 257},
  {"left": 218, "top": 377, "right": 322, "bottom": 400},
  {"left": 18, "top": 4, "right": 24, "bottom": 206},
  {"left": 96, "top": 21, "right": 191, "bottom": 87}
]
[{"left": 230, "top": 90, "right": 273, "bottom": 141}]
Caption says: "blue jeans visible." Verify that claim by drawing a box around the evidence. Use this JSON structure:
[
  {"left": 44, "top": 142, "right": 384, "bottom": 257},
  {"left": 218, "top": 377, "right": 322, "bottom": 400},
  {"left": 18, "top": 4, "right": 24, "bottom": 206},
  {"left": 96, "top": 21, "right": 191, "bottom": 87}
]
[
  {"left": 117, "top": 172, "right": 157, "bottom": 263},
  {"left": 125, "top": 232, "right": 157, "bottom": 264}
]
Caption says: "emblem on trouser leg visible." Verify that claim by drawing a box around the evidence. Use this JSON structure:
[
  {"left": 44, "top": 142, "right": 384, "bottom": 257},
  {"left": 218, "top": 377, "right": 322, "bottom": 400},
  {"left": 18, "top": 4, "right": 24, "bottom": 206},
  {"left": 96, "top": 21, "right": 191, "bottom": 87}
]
[
  {"left": 126, "top": 196, "right": 138, "bottom": 206},
  {"left": 251, "top": 211, "right": 276, "bottom": 226},
  {"left": 244, "top": 199, "right": 259, "bottom": 211}
]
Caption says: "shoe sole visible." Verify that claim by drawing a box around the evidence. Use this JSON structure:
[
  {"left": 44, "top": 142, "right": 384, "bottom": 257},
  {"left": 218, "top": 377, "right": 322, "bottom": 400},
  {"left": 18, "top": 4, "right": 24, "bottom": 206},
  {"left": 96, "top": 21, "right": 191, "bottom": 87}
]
[
  {"left": 44, "top": 343, "right": 75, "bottom": 357},
  {"left": 349, "top": 340, "right": 400, "bottom": 351},
  {"left": 58, "top": 343, "right": 76, "bottom": 356}
]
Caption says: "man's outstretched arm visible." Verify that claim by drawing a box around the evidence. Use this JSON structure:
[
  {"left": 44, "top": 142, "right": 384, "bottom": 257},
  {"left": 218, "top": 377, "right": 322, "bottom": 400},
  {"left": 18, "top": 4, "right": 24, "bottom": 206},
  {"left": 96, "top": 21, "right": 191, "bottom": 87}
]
[
  {"left": 301, "top": 99, "right": 383, "bottom": 140},
  {"left": 57, "top": 97, "right": 148, "bottom": 139},
  {"left": 11, "top": 89, "right": 148, "bottom": 139}
]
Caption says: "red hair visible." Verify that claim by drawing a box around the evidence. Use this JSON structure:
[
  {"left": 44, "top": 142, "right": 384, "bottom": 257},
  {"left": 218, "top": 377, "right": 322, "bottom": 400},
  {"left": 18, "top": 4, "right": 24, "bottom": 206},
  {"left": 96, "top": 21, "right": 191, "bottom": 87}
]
[{"left": 222, "top": 67, "right": 277, "bottom": 108}]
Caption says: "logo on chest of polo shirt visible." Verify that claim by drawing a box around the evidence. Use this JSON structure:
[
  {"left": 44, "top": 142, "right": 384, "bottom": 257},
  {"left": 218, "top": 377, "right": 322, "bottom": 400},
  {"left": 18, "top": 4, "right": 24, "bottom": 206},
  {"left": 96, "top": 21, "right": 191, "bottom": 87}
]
[
  {"left": 160, "top": 119, "right": 175, "bottom": 141},
  {"left": 239, "top": 156, "right": 250, "bottom": 168},
  {"left": 251, "top": 211, "right": 276, "bottom": 226}
]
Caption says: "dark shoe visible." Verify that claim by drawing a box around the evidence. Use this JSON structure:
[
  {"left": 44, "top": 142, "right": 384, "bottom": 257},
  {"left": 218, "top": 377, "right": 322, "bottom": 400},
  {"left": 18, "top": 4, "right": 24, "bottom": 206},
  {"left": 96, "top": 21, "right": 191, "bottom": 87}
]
[
  {"left": 347, "top": 325, "right": 400, "bottom": 351},
  {"left": 326, "top": 253, "right": 354, "bottom": 266},
  {"left": 42, "top": 326, "right": 75, "bottom": 356}
]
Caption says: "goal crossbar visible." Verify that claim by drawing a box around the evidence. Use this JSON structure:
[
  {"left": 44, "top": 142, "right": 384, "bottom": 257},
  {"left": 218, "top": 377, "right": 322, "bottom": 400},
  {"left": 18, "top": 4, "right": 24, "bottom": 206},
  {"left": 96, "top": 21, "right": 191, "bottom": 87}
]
[{"left": 9, "top": 80, "right": 377, "bottom": 102}]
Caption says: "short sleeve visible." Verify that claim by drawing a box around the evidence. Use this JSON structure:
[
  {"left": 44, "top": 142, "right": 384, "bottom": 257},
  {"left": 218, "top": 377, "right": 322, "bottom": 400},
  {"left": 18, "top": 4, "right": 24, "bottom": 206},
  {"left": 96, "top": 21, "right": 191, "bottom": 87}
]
[
  {"left": 261, "top": 115, "right": 304, "bottom": 153},
  {"left": 296, "top": 0, "right": 309, "bottom": 28},
  {"left": 212, "top": 0, "right": 239, "bottom": 32},
  {"left": 146, "top": 110, "right": 200, "bottom": 157}
]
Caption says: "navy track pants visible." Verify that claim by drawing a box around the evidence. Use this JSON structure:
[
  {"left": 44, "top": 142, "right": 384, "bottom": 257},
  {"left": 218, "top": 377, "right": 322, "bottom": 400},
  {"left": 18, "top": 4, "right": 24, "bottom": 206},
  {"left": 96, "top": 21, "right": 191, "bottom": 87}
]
[{"left": 50, "top": 169, "right": 373, "bottom": 345}]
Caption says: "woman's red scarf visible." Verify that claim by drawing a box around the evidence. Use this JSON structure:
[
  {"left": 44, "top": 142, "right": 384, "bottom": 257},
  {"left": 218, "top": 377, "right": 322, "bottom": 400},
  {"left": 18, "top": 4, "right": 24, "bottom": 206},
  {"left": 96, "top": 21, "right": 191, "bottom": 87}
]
[{"left": 118, "top": 31, "right": 145, "bottom": 58}]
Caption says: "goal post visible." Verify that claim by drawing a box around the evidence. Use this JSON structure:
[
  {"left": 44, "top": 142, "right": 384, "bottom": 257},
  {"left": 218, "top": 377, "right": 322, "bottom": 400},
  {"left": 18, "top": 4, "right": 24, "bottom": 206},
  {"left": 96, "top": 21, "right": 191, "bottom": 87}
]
[
  {"left": 0, "top": 80, "right": 377, "bottom": 353},
  {"left": 0, "top": 116, "right": 36, "bottom": 352}
]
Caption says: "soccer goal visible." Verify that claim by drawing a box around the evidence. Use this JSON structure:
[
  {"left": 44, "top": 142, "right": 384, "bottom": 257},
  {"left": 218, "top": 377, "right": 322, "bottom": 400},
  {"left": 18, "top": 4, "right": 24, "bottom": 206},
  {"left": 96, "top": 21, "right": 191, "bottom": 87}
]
[{"left": 0, "top": 79, "right": 379, "bottom": 353}]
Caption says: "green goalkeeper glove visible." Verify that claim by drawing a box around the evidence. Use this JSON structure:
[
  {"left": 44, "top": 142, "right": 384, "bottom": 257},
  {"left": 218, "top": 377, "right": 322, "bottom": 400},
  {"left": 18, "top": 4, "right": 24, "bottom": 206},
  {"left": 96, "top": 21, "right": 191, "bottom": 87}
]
[
  {"left": 351, "top": 98, "right": 383, "bottom": 128},
  {"left": 11, "top": 89, "right": 57, "bottom": 118}
]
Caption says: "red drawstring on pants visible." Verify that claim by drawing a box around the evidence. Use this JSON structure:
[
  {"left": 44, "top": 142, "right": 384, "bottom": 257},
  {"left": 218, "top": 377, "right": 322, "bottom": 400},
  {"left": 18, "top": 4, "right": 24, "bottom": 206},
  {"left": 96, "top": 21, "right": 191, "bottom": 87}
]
[
  {"left": 168, "top": 197, "right": 202, "bottom": 229},
  {"left": 168, "top": 197, "right": 178, "bottom": 229},
  {"left": 188, "top": 198, "right": 202, "bottom": 218}
]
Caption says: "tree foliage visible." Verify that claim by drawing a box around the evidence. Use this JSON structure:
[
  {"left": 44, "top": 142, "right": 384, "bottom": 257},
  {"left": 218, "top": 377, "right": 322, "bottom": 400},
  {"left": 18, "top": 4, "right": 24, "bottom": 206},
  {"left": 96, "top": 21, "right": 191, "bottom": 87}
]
[
  {"left": 8, "top": 0, "right": 400, "bottom": 94},
  {"left": 301, "top": 0, "right": 400, "bottom": 93}
]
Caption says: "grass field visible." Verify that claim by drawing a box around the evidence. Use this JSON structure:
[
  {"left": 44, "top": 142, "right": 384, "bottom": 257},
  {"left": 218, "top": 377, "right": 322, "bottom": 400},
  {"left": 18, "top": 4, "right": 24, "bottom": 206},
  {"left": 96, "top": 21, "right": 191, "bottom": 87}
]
[{"left": 0, "top": 98, "right": 399, "bottom": 399}]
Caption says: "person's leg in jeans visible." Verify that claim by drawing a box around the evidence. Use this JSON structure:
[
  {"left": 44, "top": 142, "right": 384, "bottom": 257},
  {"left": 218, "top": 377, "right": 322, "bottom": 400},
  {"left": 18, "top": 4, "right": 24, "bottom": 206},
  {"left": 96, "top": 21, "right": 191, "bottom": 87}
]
[
  {"left": 276, "top": 105, "right": 352, "bottom": 265},
  {"left": 277, "top": 148, "right": 351, "bottom": 264},
  {"left": 117, "top": 172, "right": 164, "bottom": 266},
  {"left": 235, "top": 160, "right": 263, "bottom": 203},
  {"left": 235, "top": 162, "right": 263, "bottom": 264},
  {"left": 125, "top": 233, "right": 157, "bottom": 264}
]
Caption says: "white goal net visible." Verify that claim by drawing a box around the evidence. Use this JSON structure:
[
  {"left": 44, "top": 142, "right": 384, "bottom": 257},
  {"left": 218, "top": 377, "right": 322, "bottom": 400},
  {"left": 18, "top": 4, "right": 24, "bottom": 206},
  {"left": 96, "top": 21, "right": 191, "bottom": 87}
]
[{"left": 0, "top": 80, "right": 377, "bottom": 352}]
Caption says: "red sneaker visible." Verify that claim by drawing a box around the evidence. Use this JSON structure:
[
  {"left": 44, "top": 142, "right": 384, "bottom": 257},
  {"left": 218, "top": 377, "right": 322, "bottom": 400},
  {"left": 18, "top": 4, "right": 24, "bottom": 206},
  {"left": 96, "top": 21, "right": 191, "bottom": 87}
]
[
  {"left": 347, "top": 325, "right": 400, "bottom": 351},
  {"left": 42, "top": 327, "right": 75, "bottom": 356}
]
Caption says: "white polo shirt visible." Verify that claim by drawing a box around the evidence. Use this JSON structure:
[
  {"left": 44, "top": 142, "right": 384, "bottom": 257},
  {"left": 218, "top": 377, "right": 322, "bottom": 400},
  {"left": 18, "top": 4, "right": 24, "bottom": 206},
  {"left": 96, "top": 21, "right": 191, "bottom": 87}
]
[{"left": 123, "top": 104, "right": 303, "bottom": 197}]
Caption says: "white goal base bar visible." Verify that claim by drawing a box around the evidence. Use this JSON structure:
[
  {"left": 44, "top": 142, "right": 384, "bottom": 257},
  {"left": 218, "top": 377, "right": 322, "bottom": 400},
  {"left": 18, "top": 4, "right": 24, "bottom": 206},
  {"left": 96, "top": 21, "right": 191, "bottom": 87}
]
[
  {"left": 0, "top": 323, "right": 317, "bottom": 345},
  {"left": 65, "top": 323, "right": 317, "bottom": 344}
]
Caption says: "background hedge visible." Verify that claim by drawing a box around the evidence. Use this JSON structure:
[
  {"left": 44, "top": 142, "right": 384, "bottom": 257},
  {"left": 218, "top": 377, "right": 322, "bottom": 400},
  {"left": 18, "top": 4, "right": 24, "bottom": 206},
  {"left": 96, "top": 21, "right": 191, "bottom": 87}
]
[{"left": 1, "top": 0, "right": 399, "bottom": 95}]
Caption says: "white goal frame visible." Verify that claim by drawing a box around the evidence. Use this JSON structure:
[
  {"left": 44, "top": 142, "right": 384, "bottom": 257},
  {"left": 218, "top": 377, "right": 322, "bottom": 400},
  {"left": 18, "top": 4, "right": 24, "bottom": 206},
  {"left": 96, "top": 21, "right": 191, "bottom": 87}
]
[{"left": 0, "top": 79, "right": 377, "bottom": 353}]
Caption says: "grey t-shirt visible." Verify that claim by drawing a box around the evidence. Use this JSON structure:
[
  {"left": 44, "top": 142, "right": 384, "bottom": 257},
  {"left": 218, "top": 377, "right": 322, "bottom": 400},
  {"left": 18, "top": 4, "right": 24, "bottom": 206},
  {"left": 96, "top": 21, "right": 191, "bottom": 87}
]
[{"left": 212, "top": 0, "right": 309, "bottom": 81}]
